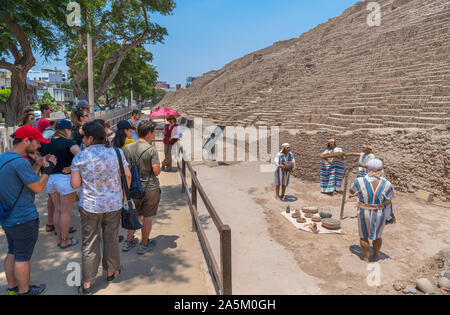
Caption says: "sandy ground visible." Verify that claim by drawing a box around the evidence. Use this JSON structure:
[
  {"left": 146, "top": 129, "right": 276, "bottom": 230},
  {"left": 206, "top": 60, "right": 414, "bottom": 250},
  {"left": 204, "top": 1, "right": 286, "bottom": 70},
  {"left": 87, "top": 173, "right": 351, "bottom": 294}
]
[
  {"left": 0, "top": 146, "right": 215, "bottom": 295},
  {"left": 191, "top": 160, "right": 450, "bottom": 295}
]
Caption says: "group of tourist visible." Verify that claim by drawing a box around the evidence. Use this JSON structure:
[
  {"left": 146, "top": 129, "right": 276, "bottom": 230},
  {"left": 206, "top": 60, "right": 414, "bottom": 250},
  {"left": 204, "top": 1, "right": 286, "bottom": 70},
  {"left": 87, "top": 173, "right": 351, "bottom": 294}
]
[
  {"left": 273, "top": 138, "right": 396, "bottom": 263},
  {"left": 0, "top": 101, "right": 180, "bottom": 295}
]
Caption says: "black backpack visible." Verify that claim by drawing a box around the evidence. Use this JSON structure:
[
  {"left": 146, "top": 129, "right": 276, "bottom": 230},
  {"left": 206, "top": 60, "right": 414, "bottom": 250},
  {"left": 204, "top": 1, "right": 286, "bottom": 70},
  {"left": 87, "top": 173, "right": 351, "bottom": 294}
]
[{"left": 129, "top": 146, "right": 152, "bottom": 199}]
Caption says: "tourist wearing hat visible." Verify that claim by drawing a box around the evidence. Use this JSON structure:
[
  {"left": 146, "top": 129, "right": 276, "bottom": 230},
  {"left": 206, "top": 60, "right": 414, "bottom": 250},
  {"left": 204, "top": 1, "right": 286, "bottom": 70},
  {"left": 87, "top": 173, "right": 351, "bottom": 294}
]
[
  {"left": 320, "top": 139, "right": 345, "bottom": 196},
  {"left": 0, "top": 126, "right": 57, "bottom": 295},
  {"left": 40, "top": 119, "right": 81, "bottom": 250},
  {"left": 113, "top": 120, "right": 135, "bottom": 150},
  {"left": 352, "top": 159, "right": 395, "bottom": 263},
  {"left": 128, "top": 109, "right": 143, "bottom": 141},
  {"left": 273, "top": 143, "right": 296, "bottom": 200},
  {"left": 42, "top": 111, "right": 66, "bottom": 140},
  {"left": 76, "top": 99, "right": 90, "bottom": 113},
  {"left": 162, "top": 116, "right": 182, "bottom": 172}
]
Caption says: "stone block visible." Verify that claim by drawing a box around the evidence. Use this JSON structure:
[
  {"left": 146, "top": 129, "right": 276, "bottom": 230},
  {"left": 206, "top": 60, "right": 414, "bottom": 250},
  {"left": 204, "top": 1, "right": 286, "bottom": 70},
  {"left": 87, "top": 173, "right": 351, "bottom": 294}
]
[{"left": 416, "top": 190, "right": 434, "bottom": 203}]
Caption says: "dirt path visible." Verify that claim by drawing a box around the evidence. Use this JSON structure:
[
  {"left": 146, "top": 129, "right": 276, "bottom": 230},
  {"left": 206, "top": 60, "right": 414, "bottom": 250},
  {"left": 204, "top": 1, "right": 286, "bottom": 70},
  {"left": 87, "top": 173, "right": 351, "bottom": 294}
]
[
  {"left": 0, "top": 147, "right": 215, "bottom": 295},
  {"left": 192, "top": 160, "right": 450, "bottom": 295}
]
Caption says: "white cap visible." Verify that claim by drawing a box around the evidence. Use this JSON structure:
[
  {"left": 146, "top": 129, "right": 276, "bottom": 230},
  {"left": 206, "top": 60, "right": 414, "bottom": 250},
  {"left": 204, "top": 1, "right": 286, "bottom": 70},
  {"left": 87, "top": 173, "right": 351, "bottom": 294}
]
[
  {"left": 367, "top": 159, "right": 383, "bottom": 171},
  {"left": 48, "top": 111, "right": 66, "bottom": 122}
]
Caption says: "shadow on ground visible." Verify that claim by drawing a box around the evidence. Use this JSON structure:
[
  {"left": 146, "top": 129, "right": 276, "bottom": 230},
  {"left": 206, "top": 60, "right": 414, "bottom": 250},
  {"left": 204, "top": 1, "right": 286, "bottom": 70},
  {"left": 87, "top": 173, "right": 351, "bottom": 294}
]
[{"left": 0, "top": 183, "right": 198, "bottom": 295}]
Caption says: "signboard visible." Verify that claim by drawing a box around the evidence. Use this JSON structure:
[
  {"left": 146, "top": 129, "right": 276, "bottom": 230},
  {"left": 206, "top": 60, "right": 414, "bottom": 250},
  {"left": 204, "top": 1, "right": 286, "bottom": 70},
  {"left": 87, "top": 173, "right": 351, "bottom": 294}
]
[{"left": 203, "top": 126, "right": 226, "bottom": 152}]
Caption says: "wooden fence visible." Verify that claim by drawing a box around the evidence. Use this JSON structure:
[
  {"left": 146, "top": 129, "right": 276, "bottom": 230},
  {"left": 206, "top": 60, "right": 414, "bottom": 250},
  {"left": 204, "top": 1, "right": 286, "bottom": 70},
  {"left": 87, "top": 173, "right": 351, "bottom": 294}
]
[{"left": 176, "top": 146, "right": 232, "bottom": 295}]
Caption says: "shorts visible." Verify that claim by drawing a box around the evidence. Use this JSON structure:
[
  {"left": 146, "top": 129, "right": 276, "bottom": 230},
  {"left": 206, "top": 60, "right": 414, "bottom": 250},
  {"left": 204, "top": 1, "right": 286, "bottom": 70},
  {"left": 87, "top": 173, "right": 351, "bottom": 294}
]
[
  {"left": 133, "top": 189, "right": 161, "bottom": 218},
  {"left": 47, "top": 174, "right": 78, "bottom": 196},
  {"left": 3, "top": 219, "right": 40, "bottom": 262}
]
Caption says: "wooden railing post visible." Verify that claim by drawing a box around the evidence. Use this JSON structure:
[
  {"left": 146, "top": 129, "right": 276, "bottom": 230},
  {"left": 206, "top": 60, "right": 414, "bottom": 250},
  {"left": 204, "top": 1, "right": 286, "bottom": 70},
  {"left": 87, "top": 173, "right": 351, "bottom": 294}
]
[
  {"left": 181, "top": 159, "right": 186, "bottom": 192},
  {"left": 191, "top": 171, "right": 198, "bottom": 232},
  {"left": 221, "top": 225, "right": 232, "bottom": 295}
]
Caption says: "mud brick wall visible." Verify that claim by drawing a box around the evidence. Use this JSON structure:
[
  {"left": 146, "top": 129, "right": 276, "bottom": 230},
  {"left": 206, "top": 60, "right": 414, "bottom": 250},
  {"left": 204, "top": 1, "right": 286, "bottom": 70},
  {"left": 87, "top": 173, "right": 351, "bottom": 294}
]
[{"left": 281, "top": 125, "right": 450, "bottom": 201}]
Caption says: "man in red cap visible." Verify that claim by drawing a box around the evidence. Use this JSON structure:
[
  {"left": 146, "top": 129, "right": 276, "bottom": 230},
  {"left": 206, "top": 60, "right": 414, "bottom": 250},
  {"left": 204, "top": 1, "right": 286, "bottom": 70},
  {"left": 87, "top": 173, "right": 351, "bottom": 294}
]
[{"left": 0, "top": 126, "right": 57, "bottom": 295}]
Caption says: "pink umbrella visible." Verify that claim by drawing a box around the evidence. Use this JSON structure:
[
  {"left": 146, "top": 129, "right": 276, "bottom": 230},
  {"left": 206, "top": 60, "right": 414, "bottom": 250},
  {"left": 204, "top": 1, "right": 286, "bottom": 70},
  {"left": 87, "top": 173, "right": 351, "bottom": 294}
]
[{"left": 149, "top": 108, "right": 181, "bottom": 119}]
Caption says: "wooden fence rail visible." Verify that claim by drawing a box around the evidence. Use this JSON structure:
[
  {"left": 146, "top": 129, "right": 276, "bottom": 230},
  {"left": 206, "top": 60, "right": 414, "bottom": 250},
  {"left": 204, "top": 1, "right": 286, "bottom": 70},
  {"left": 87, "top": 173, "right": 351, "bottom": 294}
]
[{"left": 176, "top": 147, "right": 232, "bottom": 295}]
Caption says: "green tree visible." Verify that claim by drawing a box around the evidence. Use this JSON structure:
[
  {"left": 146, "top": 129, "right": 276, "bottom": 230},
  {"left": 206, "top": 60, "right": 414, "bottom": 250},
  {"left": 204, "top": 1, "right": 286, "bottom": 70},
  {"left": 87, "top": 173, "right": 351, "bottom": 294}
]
[
  {"left": 34, "top": 91, "right": 58, "bottom": 111},
  {"left": 103, "top": 45, "right": 158, "bottom": 108},
  {"left": 152, "top": 88, "right": 166, "bottom": 105},
  {"left": 0, "top": 89, "right": 11, "bottom": 103},
  {"left": 65, "top": 0, "right": 175, "bottom": 103},
  {"left": 0, "top": 1, "right": 71, "bottom": 126}
]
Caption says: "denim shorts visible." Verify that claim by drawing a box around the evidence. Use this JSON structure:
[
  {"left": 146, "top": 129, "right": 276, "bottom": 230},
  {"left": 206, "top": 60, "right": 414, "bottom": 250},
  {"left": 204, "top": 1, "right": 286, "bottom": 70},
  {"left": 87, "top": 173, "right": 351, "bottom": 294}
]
[{"left": 3, "top": 219, "right": 39, "bottom": 262}]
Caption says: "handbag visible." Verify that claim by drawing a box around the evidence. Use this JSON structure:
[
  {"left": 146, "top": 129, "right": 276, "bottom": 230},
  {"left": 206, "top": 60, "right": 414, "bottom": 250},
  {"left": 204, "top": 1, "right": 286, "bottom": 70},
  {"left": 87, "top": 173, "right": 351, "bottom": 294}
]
[
  {"left": 0, "top": 157, "right": 25, "bottom": 224},
  {"left": 113, "top": 147, "right": 142, "bottom": 231}
]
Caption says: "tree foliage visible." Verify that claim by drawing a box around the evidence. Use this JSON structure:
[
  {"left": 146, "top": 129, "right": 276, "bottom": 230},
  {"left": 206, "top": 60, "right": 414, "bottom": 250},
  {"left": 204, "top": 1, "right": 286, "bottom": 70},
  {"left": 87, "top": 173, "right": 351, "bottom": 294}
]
[
  {"left": 152, "top": 88, "right": 166, "bottom": 104},
  {"left": 0, "top": 0, "right": 72, "bottom": 125},
  {"left": 65, "top": 0, "right": 176, "bottom": 102},
  {"left": 34, "top": 91, "right": 59, "bottom": 111},
  {"left": 0, "top": 89, "right": 11, "bottom": 103}
]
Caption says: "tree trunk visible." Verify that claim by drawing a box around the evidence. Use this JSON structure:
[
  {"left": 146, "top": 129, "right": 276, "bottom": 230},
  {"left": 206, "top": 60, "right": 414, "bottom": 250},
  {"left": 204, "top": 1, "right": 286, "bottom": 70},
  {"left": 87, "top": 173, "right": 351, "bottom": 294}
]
[
  {"left": 71, "top": 75, "right": 88, "bottom": 101},
  {"left": 5, "top": 70, "right": 28, "bottom": 126}
]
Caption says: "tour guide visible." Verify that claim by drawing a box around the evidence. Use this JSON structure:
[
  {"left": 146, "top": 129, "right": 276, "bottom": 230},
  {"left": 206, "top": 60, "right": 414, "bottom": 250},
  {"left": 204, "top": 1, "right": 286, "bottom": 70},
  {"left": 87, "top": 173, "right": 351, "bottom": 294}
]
[
  {"left": 353, "top": 159, "right": 395, "bottom": 263},
  {"left": 161, "top": 116, "right": 182, "bottom": 172},
  {"left": 0, "top": 126, "right": 57, "bottom": 295}
]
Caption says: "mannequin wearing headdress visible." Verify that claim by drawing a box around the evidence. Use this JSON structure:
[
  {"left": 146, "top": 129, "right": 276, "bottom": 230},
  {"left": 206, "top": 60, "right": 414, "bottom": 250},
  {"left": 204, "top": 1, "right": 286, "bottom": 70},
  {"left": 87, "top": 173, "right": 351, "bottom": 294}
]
[{"left": 273, "top": 143, "right": 296, "bottom": 201}]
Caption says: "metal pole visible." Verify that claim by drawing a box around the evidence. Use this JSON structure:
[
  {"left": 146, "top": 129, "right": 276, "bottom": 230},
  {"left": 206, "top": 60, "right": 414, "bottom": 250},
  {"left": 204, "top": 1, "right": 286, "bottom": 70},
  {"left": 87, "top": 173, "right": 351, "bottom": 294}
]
[{"left": 87, "top": 32, "right": 95, "bottom": 112}]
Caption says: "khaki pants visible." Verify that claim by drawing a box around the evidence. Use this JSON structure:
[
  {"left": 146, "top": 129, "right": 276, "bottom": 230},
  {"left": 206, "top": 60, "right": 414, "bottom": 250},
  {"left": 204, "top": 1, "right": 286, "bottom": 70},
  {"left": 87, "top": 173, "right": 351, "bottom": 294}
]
[
  {"left": 162, "top": 144, "right": 173, "bottom": 169},
  {"left": 79, "top": 207, "right": 121, "bottom": 283}
]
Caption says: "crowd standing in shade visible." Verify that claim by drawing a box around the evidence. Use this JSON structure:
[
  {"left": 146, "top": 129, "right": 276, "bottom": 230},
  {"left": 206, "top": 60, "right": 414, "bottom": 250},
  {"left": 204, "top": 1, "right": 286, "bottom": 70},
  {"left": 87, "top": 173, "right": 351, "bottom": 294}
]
[{"left": 0, "top": 101, "right": 170, "bottom": 295}]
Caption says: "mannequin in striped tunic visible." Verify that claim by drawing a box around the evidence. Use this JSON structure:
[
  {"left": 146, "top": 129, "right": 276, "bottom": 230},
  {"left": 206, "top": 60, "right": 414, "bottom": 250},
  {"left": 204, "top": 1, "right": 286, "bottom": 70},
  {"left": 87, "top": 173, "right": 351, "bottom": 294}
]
[
  {"left": 273, "top": 143, "right": 296, "bottom": 201},
  {"left": 320, "top": 139, "right": 345, "bottom": 195},
  {"left": 346, "top": 142, "right": 376, "bottom": 178},
  {"left": 353, "top": 159, "right": 395, "bottom": 263}
]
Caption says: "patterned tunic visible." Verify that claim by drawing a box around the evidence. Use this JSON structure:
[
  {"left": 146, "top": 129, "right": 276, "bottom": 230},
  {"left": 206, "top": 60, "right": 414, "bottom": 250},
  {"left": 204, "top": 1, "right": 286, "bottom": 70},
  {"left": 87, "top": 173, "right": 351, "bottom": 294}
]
[
  {"left": 274, "top": 151, "right": 295, "bottom": 186},
  {"left": 353, "top": 175, "right": 395, "bottom": 240},
  {"left": 71, "top": 145, "right": 128, "bottom": 214},
  {"left": 320, "top": 147, "right": 345, "bottom": 193},
  {"left": 357, "top": 153, "right": 375, "bottom": 177}
]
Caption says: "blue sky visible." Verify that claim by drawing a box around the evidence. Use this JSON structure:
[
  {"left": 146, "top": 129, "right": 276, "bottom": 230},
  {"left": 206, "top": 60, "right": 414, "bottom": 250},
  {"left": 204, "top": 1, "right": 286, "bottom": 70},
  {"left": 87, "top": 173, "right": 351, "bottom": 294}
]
[{"left": 33, "top": 0, "right": 360, "bottom": 87}]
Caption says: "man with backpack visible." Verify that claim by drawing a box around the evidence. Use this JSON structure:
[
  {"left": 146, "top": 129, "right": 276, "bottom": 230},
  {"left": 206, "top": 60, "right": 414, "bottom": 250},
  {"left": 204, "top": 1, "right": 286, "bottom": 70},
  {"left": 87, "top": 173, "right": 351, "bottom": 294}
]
[
  {"left": 122, "top": 121, "right": 161, "bottom": 254},
  {"left": 0, "top": 126, "right": 57, "bottom": 295}
]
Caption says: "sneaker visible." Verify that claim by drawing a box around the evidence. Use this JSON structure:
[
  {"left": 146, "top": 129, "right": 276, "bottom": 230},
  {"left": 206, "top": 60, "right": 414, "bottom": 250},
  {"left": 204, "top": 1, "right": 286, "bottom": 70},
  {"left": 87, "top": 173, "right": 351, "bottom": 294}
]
[
  {"left": 137, "top": 239, "right": 156, "bottom": 255},
  {"left": 19, "top": 284, "right": 47, "bottom": 295},
  {"left": 6, "top": 287, "right": 18, "bottom": 295},
  {"left": 122, "top": 237, "right": 138, "bottom": 252}
]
